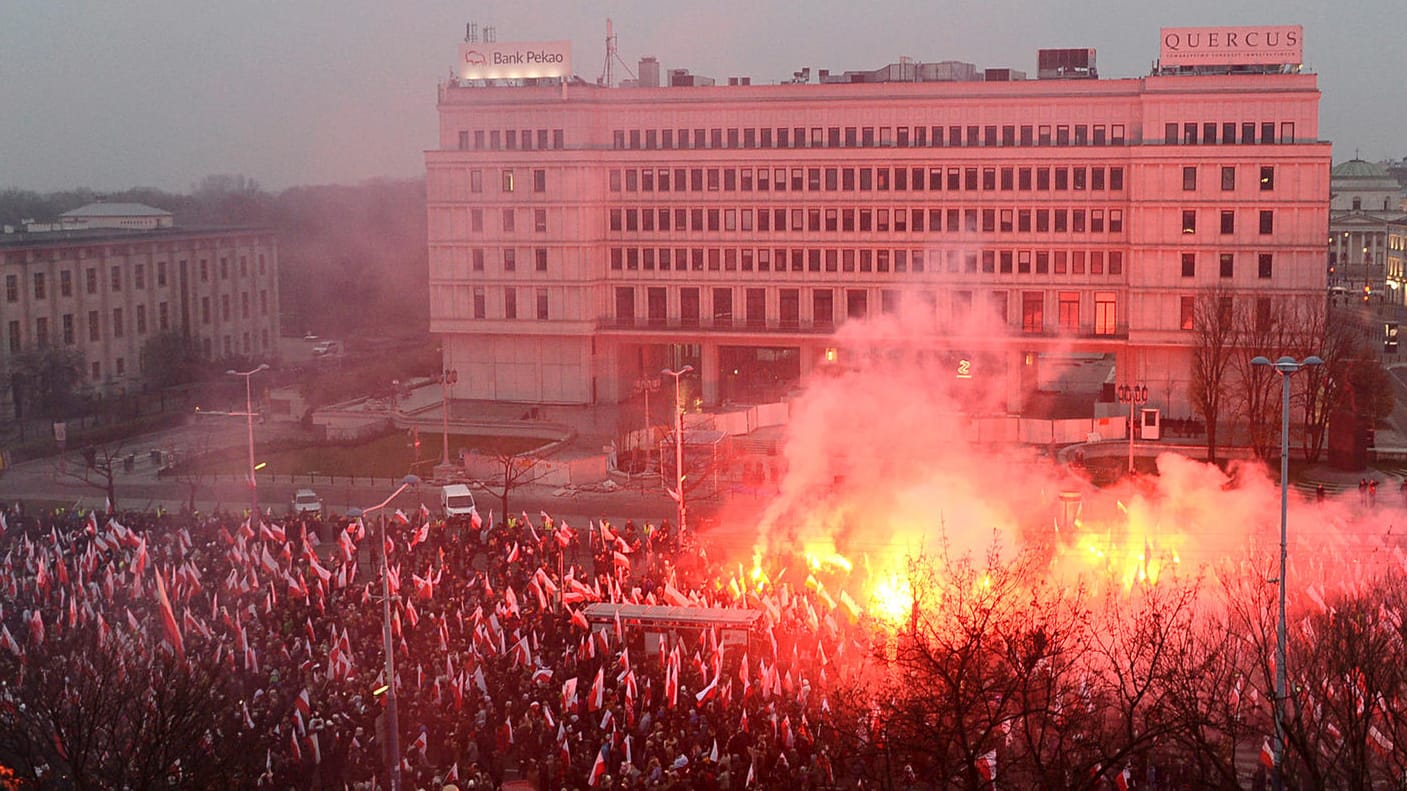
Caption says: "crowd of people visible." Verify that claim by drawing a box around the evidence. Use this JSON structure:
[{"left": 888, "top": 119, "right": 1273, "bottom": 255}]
[{"left": 0, "top": 499, "right": 865, "bottom": 790}]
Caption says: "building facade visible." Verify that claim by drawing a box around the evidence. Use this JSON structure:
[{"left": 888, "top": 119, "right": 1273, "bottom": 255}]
[
  {"left": 1328, "top": 159, "right": 1407, "bottom": 306},
  {"left": 0, "top": 221, "right": 279, "bottom": 416},
  {"left": 427, "top": 41, "right": 1330, "bottom": 419}
]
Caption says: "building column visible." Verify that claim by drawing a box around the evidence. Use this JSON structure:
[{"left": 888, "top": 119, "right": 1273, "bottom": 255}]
[{"left": 701, "top": 341, "right": 720, "bottom": 407}]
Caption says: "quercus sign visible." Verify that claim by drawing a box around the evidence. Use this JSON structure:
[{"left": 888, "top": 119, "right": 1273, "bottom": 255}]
[
  {"left": 1159, "top": 26, "right": 1303, "bottom": 67},
  {"left": 458, "top": 41, "right": 571, "bottom": 80}
]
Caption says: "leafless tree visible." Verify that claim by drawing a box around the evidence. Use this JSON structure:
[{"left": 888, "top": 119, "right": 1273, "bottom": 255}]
[
  {"left": 1189, "top": 289, "right": 1238, "bottom": 463},
  {"left": 473, "top": 448, "right": 556, "bottom": 521}
]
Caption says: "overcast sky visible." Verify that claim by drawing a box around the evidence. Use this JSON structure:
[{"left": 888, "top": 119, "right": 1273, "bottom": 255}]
[{"left": 1, "top": 0, "right": 1400, "bottom": 194}]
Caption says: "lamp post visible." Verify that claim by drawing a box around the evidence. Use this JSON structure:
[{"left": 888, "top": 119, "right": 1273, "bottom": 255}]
[
  {"left": 1116, "top": 382, "right": 1149, "bottom": 474},
  {"left": 226, "top": 363, "right": 269, "bottom": 517},
  {"left": 1251, "top": 354, "right": 1322, "bottom": 791},
  {"left": 661, "top": 365, "right": 693, "bottom": 535},
  {"left": 347, "top": 473, "right": 421, "bottom": 791},
  {"left": 633, "top": 376, "right": 660, "bottom": 467},
  {"left": 441, "top": 368, "right": 459, "bottom": 467}
]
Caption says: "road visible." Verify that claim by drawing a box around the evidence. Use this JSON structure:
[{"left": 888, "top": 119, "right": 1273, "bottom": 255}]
[{"left": 0, "top": 422, "right": 773, "bottom": 564}]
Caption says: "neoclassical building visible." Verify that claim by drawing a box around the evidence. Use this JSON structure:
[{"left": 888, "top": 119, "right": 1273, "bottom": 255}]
[
  {"left": 0, "top": 212, "right": 279, "bottom": 417},
  {"left": 1328, "top": 159, "right": 1407, "bottom": 306}
]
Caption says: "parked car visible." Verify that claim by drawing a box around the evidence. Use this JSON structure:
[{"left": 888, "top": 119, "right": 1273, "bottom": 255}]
[
  {"left": 311, "top": 340, "right": 338, "bottom": 357},
  {"left": 291, "top": 488, "right": 323, "bottom": 514}
]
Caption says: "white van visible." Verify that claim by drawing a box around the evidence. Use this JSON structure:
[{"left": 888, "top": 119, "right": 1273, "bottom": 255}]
[{"left": 441, "top": 484, "right": 478, "bottom": 518}]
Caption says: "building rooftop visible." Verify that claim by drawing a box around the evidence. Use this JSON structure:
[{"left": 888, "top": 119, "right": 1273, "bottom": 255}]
[
  {"left": 0, "top": 224, "right": 268, "bottom": 250},
  {"left": 1333, "top": 159, "right": 1392, "bottom": 179},
  {"left": 59, "top": 201, "right": 173, "bottom": 218}
]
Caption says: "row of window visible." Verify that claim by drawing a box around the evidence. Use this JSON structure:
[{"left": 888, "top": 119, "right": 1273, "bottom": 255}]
[
  {"left": 608, "top": 165, "right": 1127, "bottom": 194},
  {"left": 608, "top": 123, "right": 1132, "bottom": 151},
  {"left": 462, "top": 207, "right": 550, "bottom": 235},
  {"left": 607, "top": 205, "right": 1127, "bottom": 235},
  {"left": 457, "top": 168, "right": 548, "bottom": 194},
  {"left": 1182, "top": 209, "right": 1275, "bottom": 235},
  {"left": 3, "top": 256, "right": 267, "bottom": 302},
  {"left": 466, "top": 287, "right": 550, "bottom": 321},
  {"left": 1182, "top": 252, "right": 1276, "bottom": 280},
  {"left": 610, "top": 285, "right": 1123, "bottom": 336},
  {"left": 1164, "top": 121, "right": 1295, "bottom": 146},
  {"left": 607, "top": 246, "right": 1126, "bottom": 277},
  {"left": 8, "top": 324, "right": 272, "bottom": 379},
  {"left": 1183, "top": 165, "right": 1276, "bottom": 191},
  {"left": 456, "top": 129, "right": 566, "bottom": 152},
  {"left": 7, "top": 248, "right": 268, "bottom": 271},
  {"left": 4, "top": 292, "right": 272, "bottom": 350}
]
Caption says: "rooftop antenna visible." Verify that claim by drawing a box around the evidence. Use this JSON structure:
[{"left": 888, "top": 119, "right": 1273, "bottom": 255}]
[{"left": 598, "top": 18, "right": 636, "bottom": 87}]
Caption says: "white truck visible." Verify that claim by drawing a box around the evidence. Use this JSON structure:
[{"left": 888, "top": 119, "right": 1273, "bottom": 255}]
[{"left": 440, "top": 484, "right": 478, "bottom": 518}]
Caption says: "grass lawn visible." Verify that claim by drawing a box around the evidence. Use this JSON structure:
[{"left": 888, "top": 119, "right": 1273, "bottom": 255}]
[{"left": 191, "top": 432, "right": 548, "bottom": 478}]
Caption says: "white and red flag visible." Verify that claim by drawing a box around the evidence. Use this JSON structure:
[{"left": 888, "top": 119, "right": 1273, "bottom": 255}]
[{"left": 975, "top": 750, "right": 996, "bottom": 784}]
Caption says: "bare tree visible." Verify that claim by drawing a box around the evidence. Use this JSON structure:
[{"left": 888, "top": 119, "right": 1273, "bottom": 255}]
[
  {"left": 1189, "top": 289, "right": 1238, "bottom": 463},
  {"left": 472, "top": 448, "right": 555, "bottom": 521},
  {"left": 58, "top": 438, "right": 127, "bottom": 512}
]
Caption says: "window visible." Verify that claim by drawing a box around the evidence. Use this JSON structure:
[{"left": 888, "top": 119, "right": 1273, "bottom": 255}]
[
  {"left": 1220, "top": 253, "right": 1234, "bottom": 278},
  {"left": 1021, "top": 292, "right": 1043, "bottom": 334},
  {"left": 33, "top": 272, "right": 45, "bottom": 300},
  {"left": 535, "top": 248, "right": 548, "bottom": 272},
  {"left": 473, "top": 287, "right": 486, "bottom": 319},
  {"left": 1180, "top": 296, "right": 1196, "bottom": 330},
  {"left": 1094, "top": 292, "right": 1117, "bottom": 336},
  {"left": 1259, "top": 210, "right": 1273, "bottom": 235},
  {"left": 1258, "top": 253, "right": 1273, "bottom": 279},
  {"left": 1220, "top": 211, "right": 1235, "bottom": 234},
  {"left": 136, "top": 305, "right": 147, "bottom": 334},
  {"left": 501, "top": 170, "right": 515, "bottom": 192},
  {"left": 1182, "top": 253, "right": 1196, "bottom": 277},
  {"left": 503, "top": 249, "right": 516, "bottom": 271},
  {"left": 201, "top": 297, "right": 210, "bottom": 324},
  {"left": 1182, "top": 210, "right": 1197, "bottom": 234},
  {"left": 502, "top": 287, "right": 519, "bottom": 319},
  {"left": 1183, "top": 166, "right": 1197, "bottom": 191},
  {"left": 7, "top": 320, "right": 18, "bottom": 353},
  {"left": 471, "top": 169, "right": 484, "bottom": 192},
  {"left": 110, "top": 266, "right": 122, "bottom": 291},
  {"left": 62, "top": 314, "right": 74, "bottom": 345},
  {"left": 533, "top": 169, "right": 546, "bottom": 192},
  {"left": 536, "top": 288, "right": 549, "bottom": 320},
  {"left": 1221, "top": 166, "right": 1236, "bottom": 191},
  {"left": 112, "top": 308, "right": 124, "bottom": 338},
  {"left": 502, "top": 208, "right": 515, "bottom": 232},
  {"left": 1059, "top": 292, "right": 1079, "bottom": 332},
  {"left": 60, "top": 270, "right": 72, "bottom": 297},
  {"left": 4, "top": 275, "right": 15, "bottom": 302},
  {"left": 159, "top": 302, "right": 169, "bottom": 330},
  {"left": 1260, "top": 166, "right": 1275, "bottom": 190},
  {"left": 535, "top": 209, "right": 547, "bottom": 233}
]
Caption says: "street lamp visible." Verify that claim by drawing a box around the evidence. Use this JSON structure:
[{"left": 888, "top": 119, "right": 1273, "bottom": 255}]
[
  {"left": 1251, "top": 354, "right": 1322, "bottom": 791},
  {"left": 226, "top": 363, "right": 270, "bottom": 517},
  {"left": 1115, "top": 382, "right": 1149, "bottom": 474},
  {"left": 441, "top": 368, "right": 459, "bottom": 467},
  {"left": 633, "top": 376, "right": 660, "bottom": 469},
  {"left": 347, "top": 473, "right": 421, "bottom": 791},
  {"left": 661, "top": 365, "right": 693, "bottom": 535}
]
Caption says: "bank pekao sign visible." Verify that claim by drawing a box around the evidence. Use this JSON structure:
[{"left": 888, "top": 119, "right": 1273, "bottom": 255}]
[
  {"left": 458, "top": 40, "right": 571, "bottom": 81},
  {"left": 1159, "top": 25, "right": 1302, "bottom": 67}
]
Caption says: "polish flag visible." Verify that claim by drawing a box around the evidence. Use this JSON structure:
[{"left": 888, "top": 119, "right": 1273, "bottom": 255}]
[
  {"left": 975, "top": 750, "right": 996, "bottom": 784},
  {"left": 295, "top": 688, "right": 312, "bottom": 718},
  {"left": 1114, "top": 767, "right": 1132, "bottom": 791},
  {"left": 154, "top": 570, "right": 184, "bottom": 661},
  {"left": 1259, "top": 737, "right": 1276, "bottom": 768},
  {"left": 588, "top": 744, "right": 609, "bottom": 787},
  {"left": 394, "top": 509, "right": 410, "bottom": 525},
  {"left": 588, "top": 667, "right": 605, "bottom": 711}
]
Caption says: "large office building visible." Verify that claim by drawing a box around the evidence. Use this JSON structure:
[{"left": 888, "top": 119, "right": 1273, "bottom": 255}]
[
  {"left": 427, "top": 27, "right": 1329, "bottom": 419},
  {"left": 0, "top": 207, "right": 279, "bottom": 417}
]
